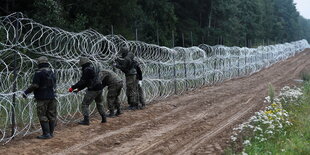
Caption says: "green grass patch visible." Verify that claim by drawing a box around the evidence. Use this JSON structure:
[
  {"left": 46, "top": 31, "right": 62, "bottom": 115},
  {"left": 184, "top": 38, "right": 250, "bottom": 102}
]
[
  {"left": 226, "top": 82, "right": 310, "bottom": 154},
  {"left": 245, "top": 104, "right": 310, "bottom": 154}
]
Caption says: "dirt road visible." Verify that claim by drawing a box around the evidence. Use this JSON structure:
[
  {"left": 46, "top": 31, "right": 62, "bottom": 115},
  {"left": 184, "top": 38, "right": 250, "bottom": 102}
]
[{"left": 1, "top": 49, "right": 309, "bottom": 155}]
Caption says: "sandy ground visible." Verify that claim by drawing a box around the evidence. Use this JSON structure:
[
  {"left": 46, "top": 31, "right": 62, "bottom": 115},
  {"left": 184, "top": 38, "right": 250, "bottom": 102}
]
[{"left": 1, "top": 49, "right": 309, "bottom": 155}]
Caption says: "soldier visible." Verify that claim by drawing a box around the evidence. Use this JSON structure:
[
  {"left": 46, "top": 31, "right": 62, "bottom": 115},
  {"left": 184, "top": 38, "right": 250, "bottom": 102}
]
[
  {"left": 114, "top": 46, "right": 139, "bottom": 110},
  {"left": 68, "top": 57, "right": 107, "bottom": 125},
  {"left": 134, "top": 60, "right": 145, "bottom": 108},
  {"left": 99, "top": 69, "right": 123, "bottom": 117},
  {"left": 23, "top": 56, "right": 57, "bottom": 139}
]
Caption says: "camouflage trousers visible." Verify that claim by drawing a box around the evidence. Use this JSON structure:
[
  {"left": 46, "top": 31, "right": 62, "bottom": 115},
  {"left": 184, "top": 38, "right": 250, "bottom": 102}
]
[
  {"left": 81, "top": 90, "right": 105, "bottom": 116},
  {"left": 138, "top": 84, "right": 145, "bottom": 106},
  {"left": 36, "top": 99, "right": 57, "bottom": 122},
  {"left": 107, "top": 82, "right": 123, "bottom": 112},
  {"left": 125, "top": 75, "right": 138, "bottom": 107}
]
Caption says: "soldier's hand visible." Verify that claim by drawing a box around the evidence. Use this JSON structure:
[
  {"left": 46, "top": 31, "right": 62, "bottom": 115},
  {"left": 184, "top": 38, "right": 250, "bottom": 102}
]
[
  {"left": 22, "top": 92, "right": 28, "bottom": 99},
  {"left": 138, "top": 81, "right": 142, "bottom": 87}
]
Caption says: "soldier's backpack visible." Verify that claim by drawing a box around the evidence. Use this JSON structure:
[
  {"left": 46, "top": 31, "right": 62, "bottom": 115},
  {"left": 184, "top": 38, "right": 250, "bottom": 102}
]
[
  {"left": 86, "top": 65, "right": 102, "bottom": 89},
  {"left": 41, "top": 69, "right": 56, "bottom": 90}
]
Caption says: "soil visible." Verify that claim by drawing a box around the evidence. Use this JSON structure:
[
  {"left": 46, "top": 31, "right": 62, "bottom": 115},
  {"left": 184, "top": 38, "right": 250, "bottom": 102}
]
[{"left": 1, "top": 49, "right": 310, "bottom": 155}]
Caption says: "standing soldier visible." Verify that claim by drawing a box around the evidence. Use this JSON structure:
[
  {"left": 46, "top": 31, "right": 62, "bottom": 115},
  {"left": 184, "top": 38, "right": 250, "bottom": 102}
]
[
  {"left": 68, "top": 57, "right": 107, "bottom": 125},
  {"left": 23, "top": 56, "right": 57, "bottom": 139},
  {"left": 115, "top": 46, "right": 139, "bottom": 110},
  {"left": 99, "top": 69, "right": 123, "bottom": 117},
  {"left": 134, "top": 60, "right": 145, "bottom": 108}
]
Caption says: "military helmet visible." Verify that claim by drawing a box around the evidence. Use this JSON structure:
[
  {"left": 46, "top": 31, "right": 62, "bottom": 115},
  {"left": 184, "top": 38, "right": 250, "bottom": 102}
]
[
  {"left": 78, "top": 57, "right": 90, "bottom": 66},
  {"left": 36, "top": 56, "right": 48, "bottom": 64},
  {"left": 120, "top": 46, "right": 129, "bottom": 52},
  {"left": 119, "top": 46, "right": 129, "bottom": 57}
]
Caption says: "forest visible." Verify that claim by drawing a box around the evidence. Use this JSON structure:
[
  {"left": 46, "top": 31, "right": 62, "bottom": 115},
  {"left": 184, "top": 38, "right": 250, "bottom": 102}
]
[{"left": 1, "top": 0, "right": 310, "bottom": 47}]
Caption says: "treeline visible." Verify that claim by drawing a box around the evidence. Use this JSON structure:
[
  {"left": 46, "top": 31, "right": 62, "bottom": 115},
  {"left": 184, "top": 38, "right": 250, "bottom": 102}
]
[{"left": 1, "top": 0, "right": 310, "bottom": 47}]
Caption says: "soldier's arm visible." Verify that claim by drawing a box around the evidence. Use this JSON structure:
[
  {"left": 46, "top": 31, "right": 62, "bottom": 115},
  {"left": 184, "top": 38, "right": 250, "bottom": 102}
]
[
  {"left": 136, "top": 65, "right": 143, "bottom": 80},
  {"left": 24, "top": 72, "right": 40, "bottom": 94},
  {"left": 124, "top": 52, "right": 135, "bottom": 66},
  {"left": 71, "top": 68, "right": 94, "bottom": 90},
  {"left": 114, "top": 59, "right": 128, "bottom": 73},
  {"left": 52, "top": 71, "right": 57, "bottom": 89}
]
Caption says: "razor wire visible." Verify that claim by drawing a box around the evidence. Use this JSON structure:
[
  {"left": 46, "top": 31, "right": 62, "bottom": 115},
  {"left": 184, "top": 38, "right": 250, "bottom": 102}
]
[{"left": 0, "top": 12, "right": 309, "bottom": 143}]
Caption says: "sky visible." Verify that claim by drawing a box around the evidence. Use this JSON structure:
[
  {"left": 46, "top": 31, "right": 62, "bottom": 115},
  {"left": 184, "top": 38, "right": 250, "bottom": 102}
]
[{"left": 294, "top": 0, "right": 310, "bottom": 19}]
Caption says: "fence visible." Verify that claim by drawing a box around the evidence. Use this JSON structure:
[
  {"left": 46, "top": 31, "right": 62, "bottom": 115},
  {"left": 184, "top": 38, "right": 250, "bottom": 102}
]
[{"left": 0, "top": 12, "right": 309, "bottom": 143}]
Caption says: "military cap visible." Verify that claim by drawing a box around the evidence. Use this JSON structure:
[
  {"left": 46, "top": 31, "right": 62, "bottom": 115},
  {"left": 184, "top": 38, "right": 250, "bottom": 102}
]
[
  {"left": 78, "top": 57, "right": 90, "bottom": 66},
  {"left": 36, "top": 56, "right": 48, "bottom": 64}
]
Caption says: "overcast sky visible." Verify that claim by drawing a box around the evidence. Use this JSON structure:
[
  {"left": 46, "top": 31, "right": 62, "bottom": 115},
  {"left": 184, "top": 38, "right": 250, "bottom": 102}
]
[{"left": 294, "top": 0, "right": 310, "bottom": 19}]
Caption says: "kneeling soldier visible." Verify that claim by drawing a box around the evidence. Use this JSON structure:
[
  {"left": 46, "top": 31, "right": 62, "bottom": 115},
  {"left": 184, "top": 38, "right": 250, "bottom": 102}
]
[
  {"left": 99, "top": 70, "right": 123, "bottom": 117},
  {"left": 68, "top": 57, "right": 107, "bottom": 125},
  {"left": 23, "top": 56, "right": 57, "bottom": 139}
]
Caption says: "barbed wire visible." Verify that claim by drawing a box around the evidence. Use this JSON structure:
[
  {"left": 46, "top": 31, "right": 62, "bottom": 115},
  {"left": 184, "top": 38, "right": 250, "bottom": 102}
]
[{"left": 0, "top": 12, "right": 309, "bottom": 144}]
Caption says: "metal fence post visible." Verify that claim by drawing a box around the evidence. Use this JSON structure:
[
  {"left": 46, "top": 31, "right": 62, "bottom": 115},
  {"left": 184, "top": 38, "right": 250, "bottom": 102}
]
[
  {"left": 158, "top": 63, "right": 162, "bottom": 96},
  {"left": 238, "top": 56, "right": 240, "bottom": 76},
  {"left": 135, "top": 28, "right": 138, "bottom": 41},
  {"left": 245, "top": 53, "right": 247, "bottom": 75},
  {"left": 11, "top": 51, "right": 17, "bottom": 137},
  {"left": 213, "top": 58, "right": 216, "bottom": 84},
  {"left": 184, "top": 53, "right": 187, "bottom": 90},
  {"left": 11, "top": 14, "right": 20, "bottom": 137},
  {"left": 222, "top": 58, "right": 225, "bottom": 80},
  {"left": 172, "top": 31, "right": 177, "bottom": 94},
  {"left": 182, "top": 33, "right": 185, "bottom": 47},
  {"left": 193, "top": 63, "right": 196, "bottom": 88},
  {"left": 173, "top": 55, "right": 177, "bottom": 95},
  {"left": 191, "top": 32, "right": 193, "bottom": 47},
  {"left": 157, "top": 29, "right": 159, "bottom": 46},
  {"left": 202, "top": 64, "right": 205, "bottom": 86},
  {"left": 111, "top": 25, "right": 114, "bottom": 37}
]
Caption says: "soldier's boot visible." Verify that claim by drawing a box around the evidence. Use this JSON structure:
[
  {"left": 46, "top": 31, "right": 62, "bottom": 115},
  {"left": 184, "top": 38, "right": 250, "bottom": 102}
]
[
  {"left": 141, "top": 100, "right": 146, "bottom": 108},
  {"left": 139, "top": 102, "right": 145, "bottom": 109},
  {"left": 101, "top": 114, "right": 107, "bottom": 123},
  {"left": 78, "top": 116, "right": 90, "bottom": 125},
  {"left": 37, "top": 121, "right": 52, "bottom": 139},
  {"left": 108, "top": 109, "right": 115, "bottom": 118},
  {"left": 49, "top": 121, "right": 56, "bottom": 137},
  {"left": 115, "top": 107, "right": 122, "bottom": 116}
]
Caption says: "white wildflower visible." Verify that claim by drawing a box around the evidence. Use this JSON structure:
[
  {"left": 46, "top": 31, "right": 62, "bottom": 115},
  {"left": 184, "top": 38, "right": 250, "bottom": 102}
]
[
  {"left": 243, "top": 140, "right": 251, "bottom": 146},
  {"left": 231, "top": 136, "right": 237, "bottom": 141},
  {"left": 242, "top": 152, "right": 248, "bottom": 155}
]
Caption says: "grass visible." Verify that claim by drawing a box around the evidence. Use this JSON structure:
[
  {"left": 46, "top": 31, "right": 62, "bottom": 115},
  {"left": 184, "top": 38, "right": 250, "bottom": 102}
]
[
  {"left": 300, "top": 66, "right": 310, "bottom": 82},
  {"left": 245, "top": 103, "right": 310, "bottom": 154},
  {"left": 225, "top": 82, "right": 310, "bottom": 154}
]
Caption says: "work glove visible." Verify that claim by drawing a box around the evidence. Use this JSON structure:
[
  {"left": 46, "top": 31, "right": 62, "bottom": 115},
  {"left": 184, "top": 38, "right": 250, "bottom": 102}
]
[
  {"left": 73, "top": 89, "right": 80, "bottom": 93},
  {"left": 138, "top": 81, "right": 142, "bottom": 87},
  {"left": 68, "top": 88, "right": 73, "bottom": 92}
]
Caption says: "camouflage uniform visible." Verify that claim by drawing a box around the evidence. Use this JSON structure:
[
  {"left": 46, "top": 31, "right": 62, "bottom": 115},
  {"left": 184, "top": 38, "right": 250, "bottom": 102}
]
[
  {"left": 115, "top": 47, "right": 139, "bottom": 109},
  {"left": 70, "top": 57, "right": 106, "bottom": 125},
  {"left": 23, "top": 56, "right": 57, "bottom": 139},
  {"left": 36, "top": 99, "right": 57, "bottom": 122},
  {"left": 80, "top": 90, "right": 105, "bottom": 117},
  {"left": 99, "top": 70, "right": 123, "bottom": 116},
  {"left": 125, "top": 75, "right": 138, "bottom": 108}
]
